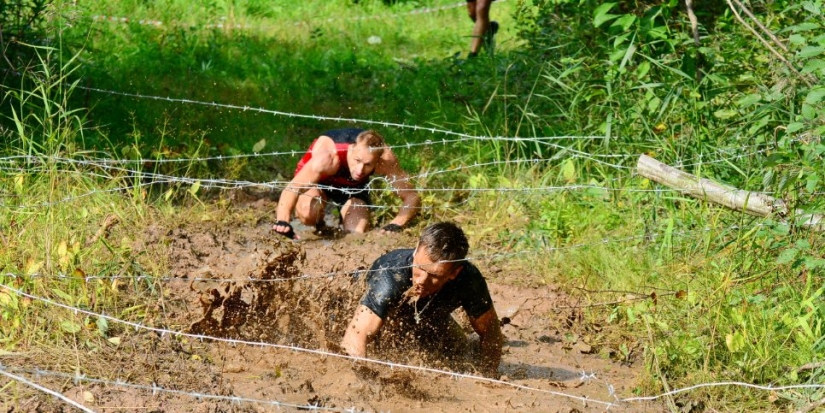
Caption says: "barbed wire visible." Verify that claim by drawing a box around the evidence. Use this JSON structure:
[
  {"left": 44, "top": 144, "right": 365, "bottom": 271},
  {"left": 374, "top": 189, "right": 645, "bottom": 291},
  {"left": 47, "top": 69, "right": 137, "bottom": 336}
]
[
  {"left": 0, "top": 137, "right": 769, "bottom": 175},
  {"left": 0, "top": 142, "right": 654, "bottom": 167},
  {"left": 622, "top": 381, "right": 825, "bottom": 403},
  {"left": 0, "top": 144, "right": 776, "bottom": 212},
  {"left": 76, "top": 86, "right": 622, "bottom": 159},
  {"left": 0, "top": 222, "right": 757, "bottom": 285},
  {"left": 0, "top": 142, "right": 771, "bottom": 202},
  {"left": 1, "top": 154, "right": 572, "bottom": 184},
  {"left": 0, "top": 284, "right": 620, "bottom": 409},
  {"left": 1, "top": 144, "right": 779, "bottom": 211},
  {"left": 0, "top": 137, "right": 770, "bottom": 177},
  {"left": 0, "top": 365, "right": 625, "bottom": 412},
  {"left": 0, "top": 365, "right": 351, "bottom": 412},
  {"left": 2, "top": 280, "right": 821, "bottom": 410},
  {"left": 678, "top": 146, "right": 770, "bottom": 168},
  {"left": 0, "top": 169, "right": 604, "bottom": 209},
  {"left": 0, "top": 367, "right": 96, "bottom": 413},
  {"left": 1, "top": 120, "right": 774, "bottom": 185},
  {"left": 76, "top": 88, "right": 787, "bottom": 169},
  {"left": 0, "top": 177, "right": 773, "bottom": 211}
]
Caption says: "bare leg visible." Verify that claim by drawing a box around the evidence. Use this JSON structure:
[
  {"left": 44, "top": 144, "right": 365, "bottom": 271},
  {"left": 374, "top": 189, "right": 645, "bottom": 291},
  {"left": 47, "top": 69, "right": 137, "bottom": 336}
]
[
  {"left": 340, "top": 198, "right": 370, "bottom": 233},
  {"left": 466, "top": 2, "right": 477, "bottom": 22},
  {"left": 295, "top": 188, "right": 325, "bottom": 226},
  {"left": 467, "top": 0, "right": 492, "bottom": 55}
]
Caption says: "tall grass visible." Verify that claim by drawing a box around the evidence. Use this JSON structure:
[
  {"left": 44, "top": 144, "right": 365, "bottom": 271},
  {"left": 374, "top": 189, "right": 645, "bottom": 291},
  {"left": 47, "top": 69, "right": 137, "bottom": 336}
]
[
  {"left": 483, "top": 1, "right": 825, "bottom": 410},
  {"left": 0, "top": 45, "right": 181, "bottom": 351},
  {"left": 62, "top": 0, "right": 520, "bottom": 176},
  {"left": 2, "top": 0, "right": 825, "bottom": 410}
]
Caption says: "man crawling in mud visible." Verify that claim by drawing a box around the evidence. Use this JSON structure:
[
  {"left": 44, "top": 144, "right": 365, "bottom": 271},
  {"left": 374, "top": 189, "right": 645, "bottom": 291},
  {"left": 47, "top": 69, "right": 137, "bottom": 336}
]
[
  {"left": 341, "top": 222, "right": 503, "bottom": 377},
  {"left": 272, "top": 128, "right": 421, "bottom": 239}
]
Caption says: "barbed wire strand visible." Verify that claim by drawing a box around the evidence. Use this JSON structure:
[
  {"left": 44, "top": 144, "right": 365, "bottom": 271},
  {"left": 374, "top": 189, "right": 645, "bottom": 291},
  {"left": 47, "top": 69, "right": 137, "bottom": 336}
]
[
  {"left": 2, "top": 365, "right": 615, "bottom": 412},
  {"left": 74, "top": 87, "right": 788, "bottom": 171},
  {"left": 0, "top": 132, "right": 774, "bottom": 168},
  {"left": 0, "top": 178, "right": 774, "bottom": 211},
  {"left": 1, "top": 142, "right": 769, "bottom": 184},
  {"left": 0, "top": 147, "right": 774, "bottom": 222},
  {"left": 1, "top": 365, "right": 354, "bottom": 412},
  {"left": 76, "top": 86, "right": 624, "bottom": 155},
  {"left": 1, "top": 148, "right": 779, "bottom": 211},
  {"left": 2, "top": 284, "right": 821, "bottom": 409},
  {"left": 3, "top": 366, "right": 634, "bottom": 412},
  {"left": 0, "top": 140, "right": 773, "bottom": 204},
  {"left": 0, "top": 143, "right": 770, "bottom": 194},
  {"left": 0, "top": 367, "right": 97, "bottom": 413},
  {"left": 0, "top": 143, "right": 776, "bottom": 212},
  {"left": 622, "top": 381, "right": 825, "bottom": 403},
  {"left": 1, "top": 179, "right": 156, "bottom": 210},
  {"left": 0, "top": 284, "right": 619, "bottom": 408}
]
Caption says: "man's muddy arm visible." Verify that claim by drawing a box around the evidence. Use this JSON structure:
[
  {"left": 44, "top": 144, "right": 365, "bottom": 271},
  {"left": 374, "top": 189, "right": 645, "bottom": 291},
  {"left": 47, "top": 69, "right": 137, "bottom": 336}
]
[
  {"left": 341, "top": 305, "right": 384, "bottom": 358},
  {"left": 391, "top": 179, "right": 420, "bottom": 227},
  {"left": 470, "top": 307, "right": 503, "bottom": 378}
]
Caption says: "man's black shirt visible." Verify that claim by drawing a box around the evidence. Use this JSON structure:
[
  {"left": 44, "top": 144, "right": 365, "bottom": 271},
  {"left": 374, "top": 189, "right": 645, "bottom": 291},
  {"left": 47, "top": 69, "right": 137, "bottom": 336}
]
[{"left": 360, "top": 249, "right": 493, "bottom": 323}]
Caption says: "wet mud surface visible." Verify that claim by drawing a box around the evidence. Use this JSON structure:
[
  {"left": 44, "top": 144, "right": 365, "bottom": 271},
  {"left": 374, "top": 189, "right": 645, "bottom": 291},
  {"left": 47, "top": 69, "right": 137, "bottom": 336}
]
[{"left": 6, "top": 200, "right": 663, "bottom": 412}]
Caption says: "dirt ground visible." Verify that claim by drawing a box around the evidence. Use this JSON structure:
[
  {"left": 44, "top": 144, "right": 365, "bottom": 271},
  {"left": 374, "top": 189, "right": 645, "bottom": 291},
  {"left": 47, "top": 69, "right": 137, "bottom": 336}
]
[{"left": 3, "top": 199, "right": 664, "bottom": 412}]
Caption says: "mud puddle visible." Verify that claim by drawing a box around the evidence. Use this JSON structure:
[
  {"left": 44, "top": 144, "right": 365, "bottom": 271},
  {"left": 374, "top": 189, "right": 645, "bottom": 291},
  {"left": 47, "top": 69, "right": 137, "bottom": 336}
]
[{"left": 7, "top": 200, "right": 662, "bottom": 412}]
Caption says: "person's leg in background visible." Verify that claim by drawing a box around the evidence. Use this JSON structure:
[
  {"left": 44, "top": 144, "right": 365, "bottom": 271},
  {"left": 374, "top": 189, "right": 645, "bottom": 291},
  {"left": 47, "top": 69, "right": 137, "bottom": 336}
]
[{"left": 466, "top": 0, "right": 496, "bottom": 57}]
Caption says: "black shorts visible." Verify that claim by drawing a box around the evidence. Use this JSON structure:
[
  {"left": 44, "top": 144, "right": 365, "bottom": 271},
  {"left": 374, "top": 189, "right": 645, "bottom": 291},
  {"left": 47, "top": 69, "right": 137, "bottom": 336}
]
[{"left": 322, "top": 186, "right": 371, "bottom": 208}]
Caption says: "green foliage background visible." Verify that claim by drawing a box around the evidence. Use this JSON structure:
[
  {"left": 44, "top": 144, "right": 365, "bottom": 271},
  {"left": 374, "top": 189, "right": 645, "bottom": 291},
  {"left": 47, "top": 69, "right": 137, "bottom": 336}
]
[{"left": 2, "top": 0, "right": 825, "bottom": 410}]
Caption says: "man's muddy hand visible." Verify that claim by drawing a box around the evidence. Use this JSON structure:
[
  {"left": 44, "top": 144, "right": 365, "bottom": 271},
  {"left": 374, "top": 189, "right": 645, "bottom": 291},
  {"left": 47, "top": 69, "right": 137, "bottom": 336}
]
[{"left": 272, "top": 220, "right": 297, "bottom": 239}]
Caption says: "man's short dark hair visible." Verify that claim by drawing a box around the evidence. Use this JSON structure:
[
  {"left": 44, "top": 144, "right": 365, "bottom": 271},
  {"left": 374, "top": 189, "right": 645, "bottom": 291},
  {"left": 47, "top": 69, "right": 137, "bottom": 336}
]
[{"left": 418, "top": 222, "right": 469, "bottom": 263}]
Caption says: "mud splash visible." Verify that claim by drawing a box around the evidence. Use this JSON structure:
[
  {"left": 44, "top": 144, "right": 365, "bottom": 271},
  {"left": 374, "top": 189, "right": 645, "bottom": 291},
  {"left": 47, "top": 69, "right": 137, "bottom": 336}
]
[
  {"left": 6, "top": 201, "right": 663, "bottom": 412},
  {"left": 171, "top": 221, "right": 363, "bottom": 352}
]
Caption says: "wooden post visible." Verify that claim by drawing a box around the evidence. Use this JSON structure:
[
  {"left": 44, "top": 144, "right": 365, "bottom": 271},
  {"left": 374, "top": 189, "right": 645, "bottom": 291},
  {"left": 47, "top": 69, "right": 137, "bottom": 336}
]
[
  {"left": 636, "top": 154, "right": 824, "bottom": 230},
  {"left": 636, "top": 154, "right": 786, "bottom": 217}
]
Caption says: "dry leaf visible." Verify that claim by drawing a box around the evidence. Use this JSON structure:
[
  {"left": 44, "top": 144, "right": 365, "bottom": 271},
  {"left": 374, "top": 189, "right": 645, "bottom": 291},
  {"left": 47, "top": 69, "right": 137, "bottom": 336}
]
[
  {"left": 0, "top": 291, "right": 13, "bottom": 306},
  {"left": 24, "top": 258, "right": 43, "bottom": 275},
  {"left": 653, "top": 123, "right": 667, "bottom": 134}
]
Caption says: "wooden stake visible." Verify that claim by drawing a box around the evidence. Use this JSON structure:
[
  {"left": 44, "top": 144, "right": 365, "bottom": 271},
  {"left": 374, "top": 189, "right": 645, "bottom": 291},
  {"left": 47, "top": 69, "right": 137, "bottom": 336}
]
[{"left": 636, "top": 154, "right": 824, "bottom": 230}]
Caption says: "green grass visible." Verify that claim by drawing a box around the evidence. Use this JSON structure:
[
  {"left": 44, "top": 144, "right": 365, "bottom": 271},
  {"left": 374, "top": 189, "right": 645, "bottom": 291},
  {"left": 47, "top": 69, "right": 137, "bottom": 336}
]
[
  {"left": 64, "top": 0, "right": 523, "bottom": 173},
  {"left": 2, "top": 0, "right": 825, "bottom": 410}
]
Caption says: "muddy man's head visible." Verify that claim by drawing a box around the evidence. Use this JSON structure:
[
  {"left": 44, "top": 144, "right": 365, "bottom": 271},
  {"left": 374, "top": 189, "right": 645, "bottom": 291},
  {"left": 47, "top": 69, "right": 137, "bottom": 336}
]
[{"left": 411, "top": 222, "right": 469, "bottom": 298}]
